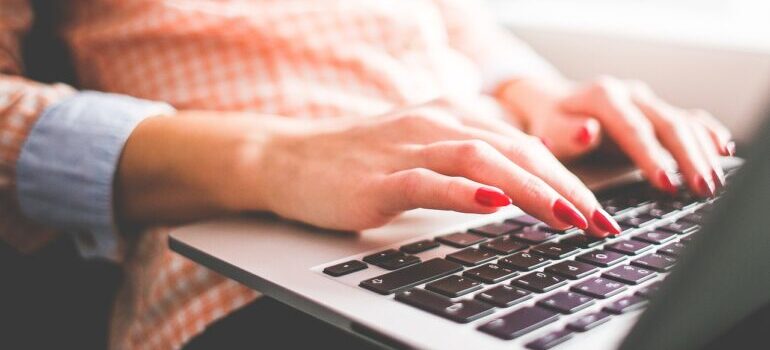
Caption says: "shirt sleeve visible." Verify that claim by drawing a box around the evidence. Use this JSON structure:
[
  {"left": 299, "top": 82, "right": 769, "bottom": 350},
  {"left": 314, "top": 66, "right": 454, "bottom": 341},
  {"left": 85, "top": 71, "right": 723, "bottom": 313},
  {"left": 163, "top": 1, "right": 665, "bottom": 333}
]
[{"left": 16, "top": 91, "right": 175, "bottom": 260}]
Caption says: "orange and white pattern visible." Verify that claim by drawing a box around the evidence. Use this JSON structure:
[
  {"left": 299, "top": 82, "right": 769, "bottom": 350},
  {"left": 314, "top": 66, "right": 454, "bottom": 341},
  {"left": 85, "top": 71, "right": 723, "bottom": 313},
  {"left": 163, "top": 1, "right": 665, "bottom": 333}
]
[{"left": 0, "top": 0, "right": 554, "bottom": 348}]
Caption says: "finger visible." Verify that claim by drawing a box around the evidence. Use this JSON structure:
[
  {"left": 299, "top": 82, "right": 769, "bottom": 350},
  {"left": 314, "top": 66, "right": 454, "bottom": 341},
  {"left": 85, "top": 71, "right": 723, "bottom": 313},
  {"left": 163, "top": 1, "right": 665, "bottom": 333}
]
[
  {"left": 690, "top": 109, "right": 735, "bottom": 156},
  {"left": 416, "top": 140, "right": 589, "bottom": 231},
  {"left": 528, "top": 114, "right": 602, "bottom": 159},
  {"left": 378, "top": 168, "right": 507, "bottom": 215},
  {"left": 690, "top": 119, "right": 726, "bottom": 191},
  {"left": 562, "top": 78, "right": 679, "bottom": 195}
]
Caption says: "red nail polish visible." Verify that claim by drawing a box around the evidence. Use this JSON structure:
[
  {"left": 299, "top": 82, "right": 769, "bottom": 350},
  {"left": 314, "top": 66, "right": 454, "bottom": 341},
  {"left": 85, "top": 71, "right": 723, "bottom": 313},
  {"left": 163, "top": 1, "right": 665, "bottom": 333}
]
[
  {"left": 724, "top": 141, "right": 736, "bottom": 157},
  {"left": 711, "top": 169, "right": 725, "bottom": 191},
  {"left": 539, "top": 137, "right": 553, "bottom": 151},
  {"left": 656, "top": 170, "right": 678, "bottom": 195},
  {"left": 575, "top": 126, "right": 592, "bottom": 145},
  {"left": 475, "top": 188, "right": 511, "bottom": 207},
  {"left": 592, "top": 210, "right": 621, "bottom": 235},
  {"left": 552, "top": 199, "right": 588, "bottom": 229},
  {"left": 695, "top": 175, "right": 716, "bottom": 198}
]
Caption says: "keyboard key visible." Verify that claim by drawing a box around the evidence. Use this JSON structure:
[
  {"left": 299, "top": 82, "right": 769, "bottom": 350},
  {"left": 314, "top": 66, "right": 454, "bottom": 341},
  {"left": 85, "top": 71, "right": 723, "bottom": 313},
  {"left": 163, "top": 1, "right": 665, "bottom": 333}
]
[
  {"left": 498, "top": 252, "right": 549, "bottom": 271},
  {"left": 396, "top": 288, "right": 494, "bottom": 323},
  {"left": 537, "top": 225, "right": 581, "bottom": 235},
  {"left": 680, "top": 235, "right": 694, "bottom": 244},
  {"left": 506, "top": 215, "right": 542, "bottom": 226},
  {"left": 480, "top": 236, "right": 526, "bottom": 255},
  {"left": 636, "top": 281, "right": 663, "bottom": 298},
  {"left": 378, "top": 254, "right": 421, "bottom": 270},
  {"left": 436, "top": 232, "right": 486, "bottom": 248},
  {"left": 620, "top": 214, "right": 657, "bottom": 228},
  {"left": 658, "top": 241, "right": 686, "bottom": 257},
  {"left": 478, "top": 306, "right": 559, "bottom": 340},
  {"left": 603, "top": 265, "right": 657, "bottom": 285},
  {"left": 647, "top": 204, "right": 678, "bottom": 219},
  {"left": 662, "top": 198, "right": 698, "bottom": 210},
  {"left": 511, "top": 228, "right": 558, "bottom": 244},
  {"left": 576, "top": 250, "right": 627, "bottom": 267},
  {"left": 633, "top": 231, "right": 676, "bottom": 245},
  {"left": 632, "top": 253, "right": 677, "bottom": 272},
  {"left": 680, "top": 212, "right": 707, "bottom": 224},
  {"left": 526, "top": 329, "right": 573, "bottom": 350},
  {"left": 425, "top": 275, "right": 483, "bottom": 297},
  {"left": 659, "top": 221, "right": 700, "bottom": 235},
  {"left": 475, "top": 285, "right": 532, "bottom": 307},
  {"left": 446, "top": 248, "right": 497, "bottom": 266},
  {"left": 363, "top": 249, "right": 401, "bottom": 264},
  {"left": 530, "top": 242, "right": 581, "bottom": 259},
  {"left": 605, "top": 240, "right": 653, "bottom": 255},
  {"left": 470, "top": 222, "right": 522, "bottom": 238},
  {"left": 537, "top": 291, "right": 595, "bottom": 314},
  {"left": 603, "top": 295, "right": 649, "bottom": 314},
  {"left": 513, "top": 271, "right": 567, "bottom": 293},
  {"left": 464, "top": 263, "right": 518, "bottom": 284},
  {"left": 560, "top": 234, "right": 605, "bottom": 249},
  {"left": 571, "top": 277, "right": 627, "bottom": 299},
  {"left": 545, "top": 260, "right": 598, "bottom": 280},
  {"left": 360, "top": 258, "right": 463, "bottom": 295},
  {"left": 400, "top": 240, "right": 439, "bottom": 254},
  {"left": 323, "top": 260, "right": 368, "bottom": 277},
  {"left": 567, "top": 311, "right": 612, "bottom": 332}
]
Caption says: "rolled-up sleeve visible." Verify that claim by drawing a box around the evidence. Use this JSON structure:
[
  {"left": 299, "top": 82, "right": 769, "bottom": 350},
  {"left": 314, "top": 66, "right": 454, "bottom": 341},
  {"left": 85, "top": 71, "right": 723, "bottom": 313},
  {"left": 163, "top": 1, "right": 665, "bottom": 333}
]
[{"left": 16, "top": 91, "right": 175, "bottom": 260}]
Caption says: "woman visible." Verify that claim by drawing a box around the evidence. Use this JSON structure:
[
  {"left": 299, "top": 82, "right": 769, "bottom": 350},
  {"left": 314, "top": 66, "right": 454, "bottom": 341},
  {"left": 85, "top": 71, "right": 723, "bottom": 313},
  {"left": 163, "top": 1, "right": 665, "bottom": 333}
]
[{"left": 0, "top": 0, "right": 732, "bottom": 349}]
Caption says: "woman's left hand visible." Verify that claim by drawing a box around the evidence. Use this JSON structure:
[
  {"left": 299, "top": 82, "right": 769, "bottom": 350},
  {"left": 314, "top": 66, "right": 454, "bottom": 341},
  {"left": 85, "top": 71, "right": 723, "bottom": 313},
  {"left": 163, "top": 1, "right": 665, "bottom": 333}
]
[{"left": 496, "top": 76, "right": 735, "bottom": 198}]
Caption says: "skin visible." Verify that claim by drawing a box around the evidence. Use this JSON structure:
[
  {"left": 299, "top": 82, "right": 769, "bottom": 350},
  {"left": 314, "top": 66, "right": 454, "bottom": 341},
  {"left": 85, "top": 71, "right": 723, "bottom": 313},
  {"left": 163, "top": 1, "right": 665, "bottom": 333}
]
[{"left": 116, "top": 76, "right": 732, "bottom": 238}]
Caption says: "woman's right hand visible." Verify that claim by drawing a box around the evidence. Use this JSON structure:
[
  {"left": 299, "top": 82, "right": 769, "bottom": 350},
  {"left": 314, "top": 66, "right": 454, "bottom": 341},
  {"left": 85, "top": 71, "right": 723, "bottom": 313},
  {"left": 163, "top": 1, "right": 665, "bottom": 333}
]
[{"left": 230, "top": 103, "right": 621, "bottom": 237}]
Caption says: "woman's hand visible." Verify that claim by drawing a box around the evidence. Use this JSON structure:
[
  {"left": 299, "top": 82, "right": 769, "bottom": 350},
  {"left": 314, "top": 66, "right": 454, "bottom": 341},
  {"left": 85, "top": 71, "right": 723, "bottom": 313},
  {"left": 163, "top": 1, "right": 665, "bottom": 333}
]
[{"left": 496, "top": 76, "right": 734, "bottom": 198}]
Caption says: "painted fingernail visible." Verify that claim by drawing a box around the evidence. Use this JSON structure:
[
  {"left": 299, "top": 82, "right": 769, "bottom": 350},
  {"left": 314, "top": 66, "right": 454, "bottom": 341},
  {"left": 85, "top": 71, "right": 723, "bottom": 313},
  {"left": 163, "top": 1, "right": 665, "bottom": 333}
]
[
  {"left": 724, "top": 141, "right": 736, "bottom": 157},
  {"left": 711, "top": 169, "right": 725, "bottom": 191},
  {"left": 656, "top": 170, "right": 678, "bottom": 195},
  {"left": 592, "top": 209, "right": 621, "bottom": 235},
  {"left": 552, "top": 198, "right": 588, "bottom": 229},
  {"left": 575, "top": 126, "right": 592, "bottom": 145},
  {"left": 695, "top": 174, "right": 716, "bottom": 198},
  {"left": 539, "top": 137, "right": 553, "bottom": 151},
  {"left": 475, "top": 188, "right": 512, "bottom": 207}
]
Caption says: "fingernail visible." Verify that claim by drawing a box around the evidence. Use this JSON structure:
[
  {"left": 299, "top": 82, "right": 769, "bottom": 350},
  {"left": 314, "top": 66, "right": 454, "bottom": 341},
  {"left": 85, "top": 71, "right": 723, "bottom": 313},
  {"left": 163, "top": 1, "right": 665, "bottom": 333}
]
[
  {"left": 539, "top": 137, "right": 553, "bottom": 151},
  {"left": 695, "top": 174, "right": 716, "bottom": 198},
  {"left": 592, "top": 209, "right": 621, "bottom": 235},
  {"left": 724, "top": 141, "right": 736, "bottom": 157},
  {"left": 575, "top": 126, "right": 592, "bottom": 145},
  {"left": 552, "top": 198, "right": 588, "bottom": 229},
  {"left": 656, "top": 170, "right": 678, "bottom": 195},
  {"left": 475, "top": 188, "right": 512, "bottom": 207},
  {"left": 711, "top": 169, "right": 725, "bottom": 191}
]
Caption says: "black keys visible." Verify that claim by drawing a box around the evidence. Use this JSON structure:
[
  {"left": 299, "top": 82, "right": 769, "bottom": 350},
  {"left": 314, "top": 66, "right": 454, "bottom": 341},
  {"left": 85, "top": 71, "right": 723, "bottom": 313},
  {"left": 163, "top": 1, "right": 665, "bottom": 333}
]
[
  {"left": 446, "top": 248, "right": 496, "bottom": 266},
  {"left": 478, "top": 306, "right": 559, "bottom": 340},
  {"left": 526, "top": 329, "right": 573, "bottom": 350},
  {"left": 560, "top": 234, "right": 605, "bottom": 249},
  {"left": 513, "top": 271, "right": 567, "bottom": 293},
  {"left": 470, "top": 222, "right": 522, "bottom": 238},
  {"left": 681, "top": 212, "right": 707, "bottom": 224},
  {"left": 632, "top": 253, "right": 677, "bottom": 272},
  {"left": 633, "top": 231, "right": 676, "bottom": 245},
  {"left": 571, "top": 277, "right": 627, "bottom": 299},
  {"left": 378, "top": 254, "right": 421, "bottom": 270},
  {"left": 636, "top": 281, "right": 663, "bottom": 298},
  {"left": 658, "top": 241, "right": 686, "bottom": 257},
  {"left": 647, "top": 204, "right": 678, "bottom": 219},
  {"left": 659, "top": 221, "right": 700, "bottom": 235},
  {"left": 545, "top": 260, "right": 598, "bottom": 280},
  {"left": 480, "top": 236, "right": 526, "bottom": 255},
  {"left": 537, "top": 291, "right": 595, "bottom": 314},
  {"left": 604, "top": 295, "right": 649, "bottom": 314},
  {"left": 605, "top": 240, "right": 653, "bottom": 255},
  {"left": 507, "top": 215, "right": 541, "bottom": 226},
  {"left": 603, "top": 265, "right": 657, "bottom": 285},
  {"left": 498, "top": 252, "right": 549, "bottom": 271},
  {"left": 400, "top": 239, "right": 439, "bottom": 254},
  {"left": 576, "top": 250, "right": 627, "bottom": 267},
  {"left": 396, "top": 288, "right": 494, "bottom": 323},
  {"left": 360, "top": 258, "right": 463, "bottom": 295},
  {"left": 425, "top": 275, "right": 483, "bottom": 297},
  {"left": 511, "top": 228, "right": 558, "bottom": 245},
  {"left": 363, "top": 249, "right": 400, "bottom": 264},
  {"left": 436, "top": 232, "right": 486, "bottom": 248},
  {"left": 530, "top": 242, "right": 581, "bottom": 259},
  {"left": 620, "top": 214, "right": 657, "bottom": 228},
  {"left": 464, "top": 263, "right": 518, "bottom": 284},
  {"left": 567, "top": 311, "right": 612, "bottom": 332},
  {"left": 475, "top": 285, "right": 532, "bottom": 307},
  {"left": 323, "top": 260, "right": 367, "bottom": 277}
]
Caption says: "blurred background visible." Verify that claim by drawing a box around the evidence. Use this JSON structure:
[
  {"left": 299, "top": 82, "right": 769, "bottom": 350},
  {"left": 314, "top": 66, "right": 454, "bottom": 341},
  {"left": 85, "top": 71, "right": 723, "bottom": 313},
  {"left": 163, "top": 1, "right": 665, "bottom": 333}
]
[{"left": 488, "top": 0, "right": 770, "bottom": 144}]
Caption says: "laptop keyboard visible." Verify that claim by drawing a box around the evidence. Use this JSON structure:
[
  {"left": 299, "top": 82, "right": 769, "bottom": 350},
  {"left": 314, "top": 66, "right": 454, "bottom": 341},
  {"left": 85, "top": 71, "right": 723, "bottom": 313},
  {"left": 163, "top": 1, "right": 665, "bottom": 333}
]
[{"left": 321, "top": 168, "right": 737, "bottom": 349}]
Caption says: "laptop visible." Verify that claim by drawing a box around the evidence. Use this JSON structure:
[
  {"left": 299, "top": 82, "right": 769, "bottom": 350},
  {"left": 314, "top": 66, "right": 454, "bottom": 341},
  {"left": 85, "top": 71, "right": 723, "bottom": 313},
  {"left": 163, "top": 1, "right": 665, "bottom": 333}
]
[{"left": 169, "top": 118, "right": 769, "bottom": 349}]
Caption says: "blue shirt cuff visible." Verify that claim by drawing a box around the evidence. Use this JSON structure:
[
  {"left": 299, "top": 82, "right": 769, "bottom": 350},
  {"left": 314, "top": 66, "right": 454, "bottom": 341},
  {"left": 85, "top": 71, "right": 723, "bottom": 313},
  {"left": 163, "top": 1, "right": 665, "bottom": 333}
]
[{"left": 16, "top": 91, "right": 175, "bottom": 260}]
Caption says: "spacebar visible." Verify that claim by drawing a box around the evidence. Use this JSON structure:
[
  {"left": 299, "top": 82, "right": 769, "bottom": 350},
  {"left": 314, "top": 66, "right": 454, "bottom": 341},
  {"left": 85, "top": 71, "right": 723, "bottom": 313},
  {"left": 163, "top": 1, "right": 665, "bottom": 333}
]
[{"left": 359, "top": 258, "right": 463, "bottom": 295}]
